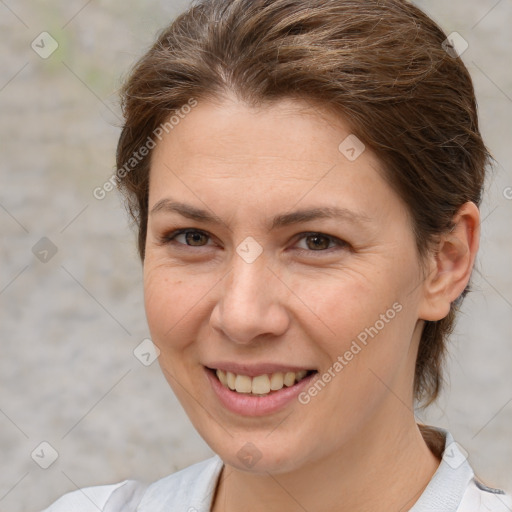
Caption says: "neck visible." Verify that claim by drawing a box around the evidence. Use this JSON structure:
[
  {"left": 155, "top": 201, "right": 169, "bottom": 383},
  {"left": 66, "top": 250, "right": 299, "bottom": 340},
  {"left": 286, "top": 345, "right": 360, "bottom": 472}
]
[{"left": 211, "top": 402, "right": 440, "bottom": 512}]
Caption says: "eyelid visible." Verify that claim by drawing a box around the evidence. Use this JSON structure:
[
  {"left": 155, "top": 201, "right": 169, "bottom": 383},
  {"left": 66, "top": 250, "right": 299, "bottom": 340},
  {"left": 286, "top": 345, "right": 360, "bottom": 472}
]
[
  {"left": 292, "top": 231, "right": 349, "bottom": 253},
  {"left": 160, "top": 228, "right": 217, "bottom": 247},
  {"left": 160, "top": 228, "right": 348, "bottom": 253}
]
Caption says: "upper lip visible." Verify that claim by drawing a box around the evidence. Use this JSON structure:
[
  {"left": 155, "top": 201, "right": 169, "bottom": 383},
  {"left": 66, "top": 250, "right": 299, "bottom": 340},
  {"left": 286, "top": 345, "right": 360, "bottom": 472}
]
[{"left": 205, "top": 362, "right": 316, "bottom": 377}]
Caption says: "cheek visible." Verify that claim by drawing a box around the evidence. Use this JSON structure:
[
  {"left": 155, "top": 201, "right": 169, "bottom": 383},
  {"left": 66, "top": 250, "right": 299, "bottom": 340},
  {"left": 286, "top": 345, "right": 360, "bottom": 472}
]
[
  {"left": 143, "top": 260, "right": 218, "bottom": 350},
  {"left": 143, "top": 264, "right": 190, "bottom": 346},
  {"left": 289, "top": 262, "right": 417, "bottom": 372},
  {"left": 287, "top": 268, "right": 391, "bottom": 344},
  {"left": 303, "top": 303, "right": 415, "bottom": 436}
]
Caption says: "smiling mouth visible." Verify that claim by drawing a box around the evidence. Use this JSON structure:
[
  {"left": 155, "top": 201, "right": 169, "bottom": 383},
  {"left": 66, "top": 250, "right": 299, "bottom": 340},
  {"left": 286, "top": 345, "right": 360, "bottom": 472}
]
[{"left": 207, "top": 367, "right": 317, "bottom": 396}]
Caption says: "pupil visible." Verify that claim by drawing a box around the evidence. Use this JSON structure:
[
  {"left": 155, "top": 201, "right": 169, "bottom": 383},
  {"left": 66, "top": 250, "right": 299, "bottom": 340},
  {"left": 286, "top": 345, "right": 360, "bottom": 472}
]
[
  {"left": 307, "top": 235, "right": 329, "bottom": 250},
  {"left": 186, "top": 231, "right": 206, "bottom": 246}
]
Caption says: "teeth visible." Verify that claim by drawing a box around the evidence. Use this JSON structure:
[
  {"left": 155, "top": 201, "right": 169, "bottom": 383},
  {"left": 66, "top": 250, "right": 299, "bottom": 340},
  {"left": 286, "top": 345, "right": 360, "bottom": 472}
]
[
  {"left": 226, "top": 371, "right": 236, "bottom": 390},
  {"left": 269, "top": 372, "right": 284, "bottom": 390},
  {"left": 215, "top": 368, "right": 311, "bottom": 395},
  {"left": 216, "top": 369, "right": 228, "bottom": 387},
  {"left": 296, "top": 370, "right": 308, "bottom": 381},
  {"left": 251, "top": 375, "right": 270, "bottom": 394},
  {"left": 235, "top": 374, "right": 252, "bottom": 393},
  {"left": 283, "top": 371, "right": 296, "bottom": 387}
]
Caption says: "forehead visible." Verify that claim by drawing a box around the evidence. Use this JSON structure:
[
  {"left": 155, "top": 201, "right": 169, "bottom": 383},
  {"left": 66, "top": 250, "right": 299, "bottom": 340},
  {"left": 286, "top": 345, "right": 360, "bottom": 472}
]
[
  {"left": 151, "top": 96, "right": 380, "bottom": 176},
  {"left": 148, "top": 95, "right": 405, "bottom": 225}
]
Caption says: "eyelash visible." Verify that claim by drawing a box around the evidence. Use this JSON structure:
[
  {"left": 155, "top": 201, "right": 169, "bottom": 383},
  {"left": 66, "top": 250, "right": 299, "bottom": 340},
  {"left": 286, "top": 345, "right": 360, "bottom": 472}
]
[{"left": 159, "top": 229, "right": 349, "bottom": 255}]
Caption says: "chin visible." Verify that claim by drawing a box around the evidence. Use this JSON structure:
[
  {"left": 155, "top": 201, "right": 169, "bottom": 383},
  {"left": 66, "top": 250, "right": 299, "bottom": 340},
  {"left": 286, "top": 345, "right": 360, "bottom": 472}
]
[{"left": 201, "top": 426, "right": 315, "bottom": 475}]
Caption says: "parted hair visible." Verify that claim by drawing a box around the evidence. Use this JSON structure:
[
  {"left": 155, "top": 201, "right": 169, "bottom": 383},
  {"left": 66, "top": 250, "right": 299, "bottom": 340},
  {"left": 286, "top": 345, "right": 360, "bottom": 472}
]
[{"left": 116, "top": 0, "right": 490, "bottom": 406}]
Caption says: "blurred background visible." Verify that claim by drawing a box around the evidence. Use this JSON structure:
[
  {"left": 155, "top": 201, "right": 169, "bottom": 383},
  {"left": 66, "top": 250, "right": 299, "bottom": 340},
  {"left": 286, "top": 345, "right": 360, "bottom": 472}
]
[{"left": 0, "top": 1, "right": 511, "bottom": 511}]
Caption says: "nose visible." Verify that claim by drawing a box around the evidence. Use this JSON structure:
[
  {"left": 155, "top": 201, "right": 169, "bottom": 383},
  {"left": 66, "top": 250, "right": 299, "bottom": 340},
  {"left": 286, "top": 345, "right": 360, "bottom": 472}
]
[{"left": 210, "top": 254, "right": 290, "bottom": 345}]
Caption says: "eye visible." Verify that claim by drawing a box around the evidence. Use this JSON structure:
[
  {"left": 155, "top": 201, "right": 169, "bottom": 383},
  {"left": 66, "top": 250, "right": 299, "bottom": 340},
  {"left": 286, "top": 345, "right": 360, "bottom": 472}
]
[
  {"left": 161, "top": 229, "right": 213, "bottom": 247},
  {"left": 294, "top": 232, "right": 348, "bottom": 253},
  {"left": 159, "top": 229, "right": 349, "bottom": 255}
]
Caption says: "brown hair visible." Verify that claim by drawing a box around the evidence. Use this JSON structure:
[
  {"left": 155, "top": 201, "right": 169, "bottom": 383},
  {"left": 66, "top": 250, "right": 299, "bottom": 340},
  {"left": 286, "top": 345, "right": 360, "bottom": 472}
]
[{"left": 116, "top": 0, "right": 490, "bottom": 406}]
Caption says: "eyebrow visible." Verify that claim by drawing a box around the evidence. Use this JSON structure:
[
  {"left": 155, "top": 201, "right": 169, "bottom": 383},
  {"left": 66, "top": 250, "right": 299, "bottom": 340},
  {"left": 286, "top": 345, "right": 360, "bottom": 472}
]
[{"left": 150, "top": 199, "right": 371, "bottom": 230}]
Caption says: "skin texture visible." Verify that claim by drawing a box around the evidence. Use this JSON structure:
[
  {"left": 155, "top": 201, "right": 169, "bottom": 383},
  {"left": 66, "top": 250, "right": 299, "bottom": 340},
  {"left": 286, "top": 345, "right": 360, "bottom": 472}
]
[{"left": 143, "top": 94, "right": 480, "bottom": 512}]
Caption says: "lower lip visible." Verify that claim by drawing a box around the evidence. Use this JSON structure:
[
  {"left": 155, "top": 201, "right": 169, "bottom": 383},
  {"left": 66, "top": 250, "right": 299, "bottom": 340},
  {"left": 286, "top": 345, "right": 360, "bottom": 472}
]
[{"left": 204, "top": 367, "right": 317, "bottom": 416}]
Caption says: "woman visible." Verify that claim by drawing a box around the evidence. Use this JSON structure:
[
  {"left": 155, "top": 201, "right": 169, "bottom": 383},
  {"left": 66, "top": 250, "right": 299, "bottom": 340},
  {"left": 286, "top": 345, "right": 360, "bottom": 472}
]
[{"left": 42, "top": 0, "right": 511, "bottom": 510}]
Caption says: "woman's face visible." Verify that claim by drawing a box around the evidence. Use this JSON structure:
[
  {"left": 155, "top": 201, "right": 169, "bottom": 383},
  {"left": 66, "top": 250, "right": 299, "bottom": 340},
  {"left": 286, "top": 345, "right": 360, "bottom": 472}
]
[{"left": 144, "top": 95, "right": 428, "bottom": 473}]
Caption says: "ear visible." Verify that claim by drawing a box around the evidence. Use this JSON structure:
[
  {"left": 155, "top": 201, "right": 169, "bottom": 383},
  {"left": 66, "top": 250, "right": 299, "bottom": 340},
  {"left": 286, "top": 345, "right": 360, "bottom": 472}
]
[{"left": 418, "top": 202, "right": 480, "bottom": 321}]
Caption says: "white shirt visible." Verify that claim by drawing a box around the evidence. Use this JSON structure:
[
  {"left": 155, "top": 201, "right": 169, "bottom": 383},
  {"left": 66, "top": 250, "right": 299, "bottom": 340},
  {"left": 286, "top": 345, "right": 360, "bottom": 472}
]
[{"left": 41, "top": 427, "right": 511, "bottom": 512}]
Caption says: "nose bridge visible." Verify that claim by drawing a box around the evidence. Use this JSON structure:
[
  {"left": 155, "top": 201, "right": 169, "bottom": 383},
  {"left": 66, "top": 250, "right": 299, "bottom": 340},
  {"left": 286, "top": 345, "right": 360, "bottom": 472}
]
[
  {"left": 229, "top": 256, "right": 265, "bottom": 314},
  {"left": 211, "top": 249, "right": 288, "bottom": 344}
]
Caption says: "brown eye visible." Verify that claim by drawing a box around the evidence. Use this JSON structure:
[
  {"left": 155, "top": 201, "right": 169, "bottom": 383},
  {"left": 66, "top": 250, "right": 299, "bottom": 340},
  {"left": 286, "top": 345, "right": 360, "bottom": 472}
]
[
  {"left": 162, "top": 229, "right": 212, "bottom": 247},
  {"left": 183, "top": 231, "right": 209, "bottom": 246},
  {"left": 294, "top": 232, "right": 349, "bottom": 255},
  {"left": 304, "top": 234, "right": 331, "bottom": 250}
]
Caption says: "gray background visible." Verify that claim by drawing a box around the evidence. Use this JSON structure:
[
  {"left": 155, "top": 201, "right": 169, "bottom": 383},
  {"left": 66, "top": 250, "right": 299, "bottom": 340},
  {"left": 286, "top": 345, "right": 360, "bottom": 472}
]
[{"left": 0, "top": 1, "right": 511, "bottom": 511}]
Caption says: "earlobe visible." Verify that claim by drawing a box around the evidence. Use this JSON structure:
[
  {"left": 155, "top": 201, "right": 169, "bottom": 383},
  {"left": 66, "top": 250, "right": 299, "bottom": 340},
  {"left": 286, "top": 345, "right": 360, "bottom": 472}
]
[{"left": 418, "top": 202, "right": 480, "bottom": 321}]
